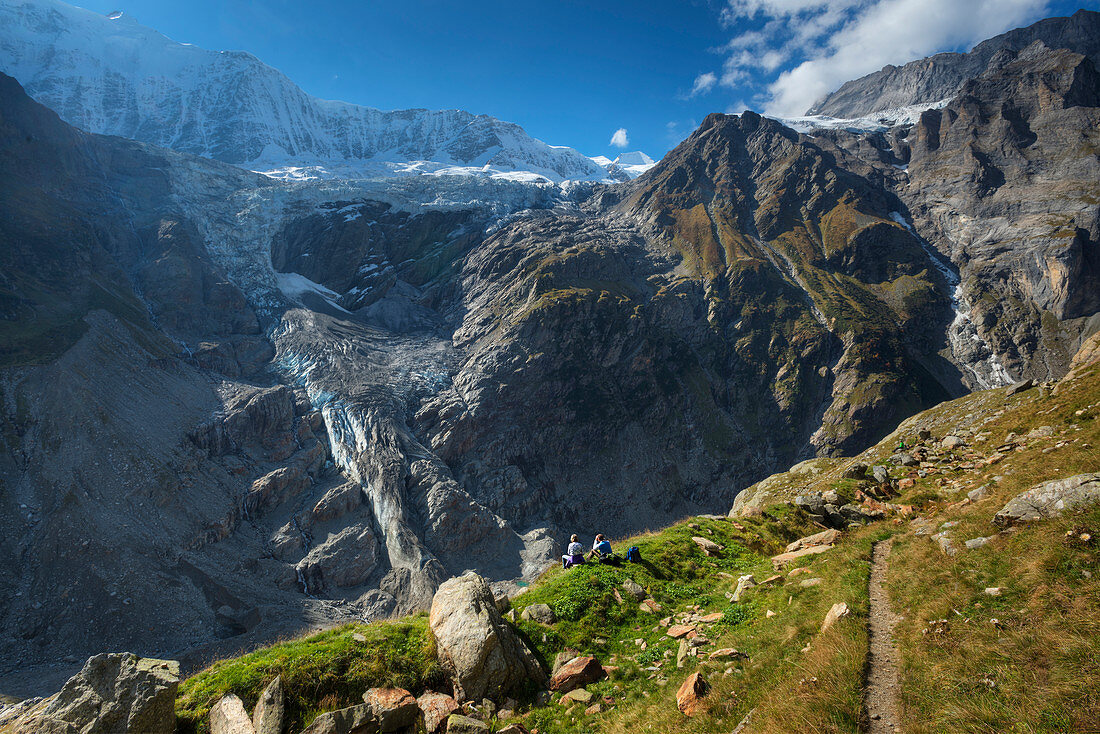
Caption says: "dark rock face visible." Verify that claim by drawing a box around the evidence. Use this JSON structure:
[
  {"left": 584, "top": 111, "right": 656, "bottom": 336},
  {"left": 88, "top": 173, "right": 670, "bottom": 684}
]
[{"left": 808, "top": 9, "right": 1100, "bottom": 117}]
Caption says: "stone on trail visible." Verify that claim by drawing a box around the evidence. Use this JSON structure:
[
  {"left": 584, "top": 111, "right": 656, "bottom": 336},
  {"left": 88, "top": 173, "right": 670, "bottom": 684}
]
[
  {"left": 252, "top": 675, "right": 285, "bottom": 734},
  {"left": 445, "top": 714, "right": 489, "bottom": 733},
  {"left": 301, "top": 704, "right": 378, "bottom": 734},
  {"left": 429, "top": 572, "right": 546, "bottom": 701},
  {"left": 417, "top": 691, "right": 460, "bottom": 734},
  {"left": 41, "top": 653, "right": 180, "bottom": 734},
  {"left": 211, "top": 694, "right": 256, "bottom": 734},
  {"left": 820, "top": 602, "right": 851, "bottom": 633},
  {"left": 993, "top": 474, "right": 1100, "bottom": 526},
  {"left": 363, "top": 688, "right": 419, "bottom": 732},
  {"left": 549, "top": 656, "right": 606, "bottom": 693},
  {"left": 675, "top": 671, "right": 710, "bottom": 716},
  {"left": 622, "top": 578, "right": 646, "bottom": 601}
]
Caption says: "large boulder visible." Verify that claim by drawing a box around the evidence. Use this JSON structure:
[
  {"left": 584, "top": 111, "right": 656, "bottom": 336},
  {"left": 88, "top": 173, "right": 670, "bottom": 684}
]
[
  {"left": 40, "top": 653, "right": 179, "bottom": 734},
  {"left": 994, "top": 474, "right": 1100, "bottom": 525},
  {"left": 675, "top": 672, "right": 710, "bottom": 716},
  {"left": 429, "top": 572, "right": 546, "bottom": 702}
]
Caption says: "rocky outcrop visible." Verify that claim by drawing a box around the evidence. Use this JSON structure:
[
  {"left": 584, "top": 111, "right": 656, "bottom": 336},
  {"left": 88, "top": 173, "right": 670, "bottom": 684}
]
[
  {"left": 993, "top": 474, "right": 1100, "bottom": 525},
  {"left": 36, "top": 653, "right": 179, "bottom": 734},
  {"left": 252, "top": 676, "right": 285, "bottom": 734},
  {"left": 211, "top": 694, "right": 255, "bottom": 734},
  {"left": 428, "top": 572, "right": 545, "bottom": 702},
  {"left": 809, "top": 9, "right": 1100, "bottom": 117}
]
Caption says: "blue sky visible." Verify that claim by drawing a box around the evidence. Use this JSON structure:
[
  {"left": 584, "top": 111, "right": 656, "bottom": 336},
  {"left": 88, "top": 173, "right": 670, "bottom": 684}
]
[{"left": 72, "top": 0, "right": 1096, "bottom": 157}]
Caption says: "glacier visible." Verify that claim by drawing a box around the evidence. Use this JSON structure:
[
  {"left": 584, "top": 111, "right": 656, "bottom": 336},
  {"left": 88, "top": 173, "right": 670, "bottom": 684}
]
[{"left": 0, "top": 0, "right": 653, "bottom": 183}]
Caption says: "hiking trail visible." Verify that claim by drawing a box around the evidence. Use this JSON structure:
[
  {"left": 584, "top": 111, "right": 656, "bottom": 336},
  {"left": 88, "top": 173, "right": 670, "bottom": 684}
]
[{"left": 865, "top": 538, "right": 903, "bottom": 733}]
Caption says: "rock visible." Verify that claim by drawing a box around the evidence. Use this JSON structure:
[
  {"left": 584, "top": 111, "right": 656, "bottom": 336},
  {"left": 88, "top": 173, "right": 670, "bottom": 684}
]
[
  {"left": 675, "top": 672, "right": 710, "bottom": 716},
  {"left": 700, "top": 611, "right": 724, "bottom": 623},
  {"left": 429, "top": 572, "right": 546, "bottom": 701},
  {"left": 821, "top": 489, "right": 842, "bottom": 505},
  {"left": 820, "top": 602, "right": 851, "bottom": 633},
  {"left": 708, "top": 648, "right": 747, "bottom": 660},
  {"left": 549, "top": 656, "right": 606, "bottom": 693},
  {"left": 795, "top": 493, "right": 827, "bottom": 515},
  {"left": 732, "top": 574, "right": 756, "bottom": 602},
  {"left": 560, "top": 688, "right": 593, "bottom": 705},
  {"left": 584, "top": 702, "right": 602, "bottom": 715},
  {"left": 917, "top": 428, "right": 932, "bottom": 441},
  {"left": 301, "top": 704, "right": 378, "bottom": 734},
  {"left": 639, "top": 598, "right": 662, "bottom": 613},
  {"left": 800, "top": 578, "right": 823, "bottom": 588},
  {"left": 417, "top": 691, "right": 460, "bottom": 734},
  {"left": 691, "top": 537, "right": 723, "bottom": 556},
  {"left": 940, "top": 435, "right": 966, "bottom": 450},
  {"left": 933, "top": 532, "right": 957, "bottom": 556},
  {"left": 984, "top": 587, "right": 1002, "bottom": 596},
  {"left": 41, "top": 653, "right": 180, "bottom": 734},
  {"left": 676, "top": 639, "right": 690, "bottom": 668},
  {"left": 967, "top": 485, "right": 990, "bottom": 502},
  {"left": 445, "top": 714, "right": 489, "bottom": 733},
  {"left": 892, "top": 453, "right": 919, "bottom": 467},
  {"left": 993, "top": 474, "right": 1100, "bottom": 526},
  {"left": 965, "top": 536, "right": 994, "bottom": 550},
  {"left": 872, "top": 466, "right": 890, "bottom": 484},
  {"left": 520, "top": 603, "right": 556, "bottom": 625},
  {"left": 1006, "top": 378, "right": 1035, "bottom": 395},
  {"left": 785, "top": 529, "right": 839, "bottom": 553},
  {"left": 211, "top": 694, "right": 256, "bottom": 734},
  {"left": 622, "top": 578, "right": 646, "bottom": 601},
  {"left": 898, "top": 478, "right": 916, "bottom": 490},
  {"left": 252, "top": 675, "right": 285, "bottom": 734},
  {"left": 363, "top": 688, "right": 418, "bottom": 732},
  {"left": 771, "top": 544, "right": 831, "bottom": 569},
  {"left": 497, "top": 726, "right": 529, "bottom": 734},
  {"left": 766, "top": 610, "right": 776, "bottom": 618},
  {"left": 666, "top": 624, "right": 695, "bottom": 639},
  {"left": 842, "top": 463, "right": 868, "bottom": 480}
]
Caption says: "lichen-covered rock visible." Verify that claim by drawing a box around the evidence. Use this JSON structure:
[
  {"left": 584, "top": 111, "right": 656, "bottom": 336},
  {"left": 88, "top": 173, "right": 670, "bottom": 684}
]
[
  {"left": 300, "top": 704, "right": 378, "bottom": 734},
  {"left": 417, "top": 691, "right": 460, "bottom": 734},
  {"left": 519, "top": 603, "right": 556, "bottom": 625},
  {"left": 429, "top": 572, "right": 545, "bottom": 702},
  {"left": 252, "top": 676, "right": 285, "bottom": 734},
  {"left": 994, "top": 474, "right": 1100, "bottom": 525},
  {"left": 210, "top": 694, "right": 255, "bottom": 734},
  {"left": 41, "top": 653, "right": 179, "bottom": 734},
  {"left": 445, "top": 714, "right": 489, "bottom": 733},
  {"left": 548, "top": 656, "right": 606, "bottom": 693},
  {"left": 362, "top": 688, "right": 418, "bottom": 732}
]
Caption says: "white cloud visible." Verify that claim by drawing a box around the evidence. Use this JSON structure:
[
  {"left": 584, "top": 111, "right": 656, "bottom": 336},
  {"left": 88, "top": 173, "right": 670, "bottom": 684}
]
[
  {"left": 717, "top": 0, "right": 1053, "bottom": 116},
  {"left": 610, "top": 127, "right": 630, "bottom": 148},
  {"left": 690, "top": 72, "right": 718, "bottom": 96}
]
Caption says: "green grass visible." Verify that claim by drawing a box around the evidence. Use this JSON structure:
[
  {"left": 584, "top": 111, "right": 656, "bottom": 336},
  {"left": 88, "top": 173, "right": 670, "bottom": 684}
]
[{"left": 175, "top": 617, "right": 443, "bottom": 733}]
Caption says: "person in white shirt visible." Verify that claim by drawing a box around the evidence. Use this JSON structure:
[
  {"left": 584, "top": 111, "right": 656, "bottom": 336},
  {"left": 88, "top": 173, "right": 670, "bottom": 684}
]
[{"left": 562, "top": 534, "right": 586, "bottom": 569}]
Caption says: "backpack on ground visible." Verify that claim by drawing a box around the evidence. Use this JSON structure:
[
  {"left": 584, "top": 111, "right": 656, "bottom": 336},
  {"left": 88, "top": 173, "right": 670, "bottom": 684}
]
[
  {"left": 598, "top": 553, "right": 621, "bottom": 566},
  {"left": 626, "top": 546, "right": 641, "bottom": 563}
]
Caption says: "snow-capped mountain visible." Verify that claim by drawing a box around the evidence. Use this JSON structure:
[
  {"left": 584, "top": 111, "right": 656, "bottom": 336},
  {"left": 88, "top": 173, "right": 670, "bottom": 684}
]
[
  {"left": 0, "top": 0, "right": 650, "bottom": 183},
  {"left": 591, "top": 150, "right": 657, "bottom": 179}
]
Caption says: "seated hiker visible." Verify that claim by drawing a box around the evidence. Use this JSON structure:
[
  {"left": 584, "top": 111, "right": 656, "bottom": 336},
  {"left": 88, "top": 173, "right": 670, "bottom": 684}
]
[
  {"left": 562, "top": 534, "right": 586, "bottom": 569},
  {"left": 588, "top": 533, "right": 615, "bottom": 561}
]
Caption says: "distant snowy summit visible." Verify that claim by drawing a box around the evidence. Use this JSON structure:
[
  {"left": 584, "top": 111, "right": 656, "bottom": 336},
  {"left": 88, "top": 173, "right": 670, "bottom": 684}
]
[
  {"left": 590, "top": 151, "right": 657, "bottom": 179},
  {"left": 0, "top": 0, "right": 654, "bottom": 183}
]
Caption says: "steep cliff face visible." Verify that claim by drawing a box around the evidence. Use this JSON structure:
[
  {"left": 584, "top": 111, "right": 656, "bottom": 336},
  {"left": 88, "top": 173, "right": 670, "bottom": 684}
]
[
  {"left": 811, "top": 40, "right": 1100, "bottom": 382},
  {"left": 808, "top": 9, "right": 1100, "bottom": 117}
]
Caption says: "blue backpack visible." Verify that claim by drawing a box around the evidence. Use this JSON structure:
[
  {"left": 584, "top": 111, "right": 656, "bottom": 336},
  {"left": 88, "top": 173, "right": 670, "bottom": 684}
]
[{"left": 626, "top": 546, "right": 641, "bottom": 563}]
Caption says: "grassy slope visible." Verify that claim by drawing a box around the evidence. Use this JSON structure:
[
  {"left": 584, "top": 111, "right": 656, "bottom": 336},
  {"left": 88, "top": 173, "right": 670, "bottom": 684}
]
[{"left": 175, "top": 366, "right": 1100, "bottom": 734}]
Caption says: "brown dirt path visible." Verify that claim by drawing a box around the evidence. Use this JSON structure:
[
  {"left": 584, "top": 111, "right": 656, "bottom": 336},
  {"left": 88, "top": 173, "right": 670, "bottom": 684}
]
[{"left": 865, "top": 538, "right": 904, "bottom": 733}]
